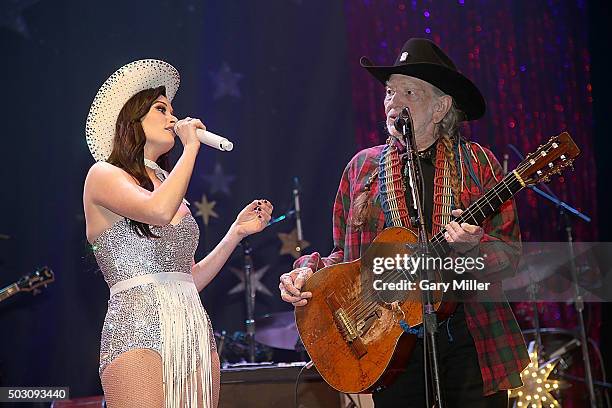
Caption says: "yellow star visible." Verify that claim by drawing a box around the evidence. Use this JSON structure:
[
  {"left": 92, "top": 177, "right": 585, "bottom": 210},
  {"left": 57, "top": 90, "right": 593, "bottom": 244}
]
[
  {"left": 508, "top": 341, "right": 565, "bottom": 408},
  {"left": 193, "top": 194, "right": 219, "bottom": 225},
  {"left": 278, "top": 228, "right": 310, "bottom": 259}
]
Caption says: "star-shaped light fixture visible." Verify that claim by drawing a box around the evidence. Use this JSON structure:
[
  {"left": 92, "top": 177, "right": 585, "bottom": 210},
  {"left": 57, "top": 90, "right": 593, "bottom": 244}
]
[
  {"left": 194, "top": 194, "right": 219, "bottom": 225},
  {"left": 278, "top": 228, "right": 310, "bottom": 259},
  {"left": 508, "top": 341, "right": 565, "bottom": 408},
  {"left": 227, "top": 265, "right": 272, "bottom": 297},
  {"left": 209, "top": 62, "right": 243, "bottom": 99},
  {"left": 201, "top": 162, "right": 235, "bottom": 195},
  {"left": 0, "top": 0, "right": 40, "bottom": 38}
]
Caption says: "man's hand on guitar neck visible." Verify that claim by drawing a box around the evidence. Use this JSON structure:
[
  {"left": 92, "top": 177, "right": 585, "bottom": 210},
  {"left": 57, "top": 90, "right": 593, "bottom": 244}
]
[
  {"left": 444, "top": 208, "right": 484, "bottom": 253},
  {"left": 279, "top": 267, "right": 313, "bottom": 307}
]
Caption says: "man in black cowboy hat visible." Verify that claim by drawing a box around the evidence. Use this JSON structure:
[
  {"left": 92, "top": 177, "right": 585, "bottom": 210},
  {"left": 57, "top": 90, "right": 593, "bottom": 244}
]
[{"left": 280, "top": 38, "right": 529, "bottom": 406}]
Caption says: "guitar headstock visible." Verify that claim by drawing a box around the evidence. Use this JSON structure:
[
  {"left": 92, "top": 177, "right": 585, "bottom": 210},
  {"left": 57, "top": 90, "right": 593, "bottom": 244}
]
[
  {"left": 516, "top": 132, "right": 580, "bottom": 186},
  {"left": 16, "top": 266, "right": 55, "bottom": 293}
]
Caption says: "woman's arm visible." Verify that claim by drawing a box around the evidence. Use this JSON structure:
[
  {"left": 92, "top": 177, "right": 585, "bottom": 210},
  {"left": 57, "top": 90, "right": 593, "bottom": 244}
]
[
  {"left": 191, "top": 224, "right": 243, "bottom": 291},
  {"left": 192, "top": 200, "right": 272, "bottom": 291},
  {"left": 84, "top": 119, "right": 203, "bottom": 225}
]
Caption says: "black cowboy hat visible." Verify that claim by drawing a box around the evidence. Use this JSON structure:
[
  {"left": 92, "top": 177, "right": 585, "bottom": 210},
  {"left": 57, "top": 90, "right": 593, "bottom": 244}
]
[{"left": 360, "top": 38, "right": 486, "bottom": 121}]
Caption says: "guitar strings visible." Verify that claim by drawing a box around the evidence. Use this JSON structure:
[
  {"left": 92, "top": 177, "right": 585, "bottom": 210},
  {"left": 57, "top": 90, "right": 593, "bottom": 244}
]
[
  {"left": 345, "top": 172, "right": 522, "bottom": 320},
  {"left": 351, "top": 146, "right": 566, "bottom": 321},
  {"left": 341, "top": 170, "right": 527, "bottom": 321},
  {"left": 343, "top": 149, "right": 562, "bottom": 323},
  {"left": 344, "top": 157, "right": 538, "bottom": 321}
]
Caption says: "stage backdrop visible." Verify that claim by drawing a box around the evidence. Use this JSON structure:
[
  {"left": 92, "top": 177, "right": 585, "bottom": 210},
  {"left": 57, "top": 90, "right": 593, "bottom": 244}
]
[{"left": 0, "top": 0, "right": 602, "bottom": 406}]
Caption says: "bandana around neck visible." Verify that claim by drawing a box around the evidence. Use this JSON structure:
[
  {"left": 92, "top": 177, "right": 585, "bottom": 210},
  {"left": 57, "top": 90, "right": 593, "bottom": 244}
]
[
  {"left": 144, "top": 158, "right": 169, "bottom": 181},
  {"left": 144, "top": 158, "right": 190, "bottom": 206}
]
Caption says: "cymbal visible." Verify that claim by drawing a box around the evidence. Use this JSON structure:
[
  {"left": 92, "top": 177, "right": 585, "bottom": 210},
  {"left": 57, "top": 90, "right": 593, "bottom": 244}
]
[{"left": 254, "top": 311, "right": 299, "bottom": 350}]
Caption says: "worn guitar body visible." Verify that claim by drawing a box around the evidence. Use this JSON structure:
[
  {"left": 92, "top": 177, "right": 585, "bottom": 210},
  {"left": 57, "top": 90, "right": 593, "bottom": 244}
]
[
  {"left": 295, "top": 226, "right": 454, "bottom": 393},
  {"left": 294, "top": 132, "right": 580, "bottom": 394}
]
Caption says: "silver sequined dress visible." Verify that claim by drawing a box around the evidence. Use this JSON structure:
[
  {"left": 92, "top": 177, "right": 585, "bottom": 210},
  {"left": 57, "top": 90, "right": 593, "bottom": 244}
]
[{"left": 93, "top": 214, "right": 215, "bottom": 407}]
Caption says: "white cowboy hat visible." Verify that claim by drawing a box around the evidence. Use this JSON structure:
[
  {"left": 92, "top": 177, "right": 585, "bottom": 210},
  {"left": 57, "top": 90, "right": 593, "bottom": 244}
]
[{"left": 85, "top": 59, "right": 180, "bottom": 162}]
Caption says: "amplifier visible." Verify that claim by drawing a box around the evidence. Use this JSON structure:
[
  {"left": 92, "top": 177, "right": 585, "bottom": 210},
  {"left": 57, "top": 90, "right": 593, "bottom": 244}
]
[{"left": 220, "top": 363, "right": 342, "bottom": 407}]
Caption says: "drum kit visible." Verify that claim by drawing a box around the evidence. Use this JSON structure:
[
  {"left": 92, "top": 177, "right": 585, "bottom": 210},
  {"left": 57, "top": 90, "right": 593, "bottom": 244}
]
[
  {"left": 504, "top": 248, "right": 609, "bottom": 407},
  {"left": 219, "top": 177, "right": 308, "bottom": 365}
]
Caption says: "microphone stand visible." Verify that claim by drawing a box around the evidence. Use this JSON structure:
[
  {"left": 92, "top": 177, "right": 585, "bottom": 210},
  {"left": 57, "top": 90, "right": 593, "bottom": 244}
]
[
  {"left": 293, "top": 177, "right": 304, "bottom": 257},
  {"left": 399, "top": 108, "right": 444, "bottom": 408},
  {"left": 562, "top": 209, "right": 597, "bottom": 407},
  {"left": 508, "top": 144, "right": 595, "bottom": 407},
  {"left": 240, "top": 240, "right": 257, "bottom": 363},
  {"left": 239, "top": 179, "right": 305, "bottom": 364}
]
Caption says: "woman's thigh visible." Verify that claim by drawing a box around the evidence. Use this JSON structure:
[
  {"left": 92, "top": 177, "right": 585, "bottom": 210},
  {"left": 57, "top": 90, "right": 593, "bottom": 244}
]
[
  {"left": 101, "top": 348, "right": 164, "bottom": 408},
  {"left": 196, "top": 351, "right": 220, "bottom": 408}
]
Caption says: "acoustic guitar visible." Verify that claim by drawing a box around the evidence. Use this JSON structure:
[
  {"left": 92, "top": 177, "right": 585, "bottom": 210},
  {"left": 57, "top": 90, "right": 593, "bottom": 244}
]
[{"left": 295, "top": 132, "right": 580, "bottom": 393}]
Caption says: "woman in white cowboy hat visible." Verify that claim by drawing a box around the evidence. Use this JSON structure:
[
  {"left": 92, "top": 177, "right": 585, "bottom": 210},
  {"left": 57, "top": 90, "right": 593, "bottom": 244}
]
[{"left": 83, "top": 59, "right": 272, "bottom": 408}]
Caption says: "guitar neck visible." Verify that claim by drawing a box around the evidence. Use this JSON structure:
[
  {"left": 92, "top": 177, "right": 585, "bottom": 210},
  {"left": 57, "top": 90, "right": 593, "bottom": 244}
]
[
  {"left": 0, "top": 283, "right": 20, "bottom": 303},
  {"left": 429, "top": 170, "right": 524, "bottom": 256}
]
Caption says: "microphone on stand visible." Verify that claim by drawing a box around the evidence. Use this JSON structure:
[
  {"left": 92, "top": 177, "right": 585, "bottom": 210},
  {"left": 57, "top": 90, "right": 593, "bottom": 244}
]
[
  {"left": 293, "top": 177, "right": 303, "bottom": 254},
  {"left": 549, "top": 338, "right": 581, "bottom": 360},
  {"left": 394, "top": 107, "right": 413, "bottom": 141}
]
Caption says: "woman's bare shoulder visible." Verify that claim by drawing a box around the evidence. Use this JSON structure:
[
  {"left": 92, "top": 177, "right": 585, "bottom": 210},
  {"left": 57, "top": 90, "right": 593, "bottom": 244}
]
[
  {"left": 86, "top": 161, "right": 121, "bottom": 179},
  {"left": 85, "top": 161, "right": 138, "bottom": 187}
]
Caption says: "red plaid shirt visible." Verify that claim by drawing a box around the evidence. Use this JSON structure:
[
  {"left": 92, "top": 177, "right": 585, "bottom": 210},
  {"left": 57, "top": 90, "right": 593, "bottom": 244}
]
[{"left": 295, "top": 141, "right": 530, "bottom": 396}]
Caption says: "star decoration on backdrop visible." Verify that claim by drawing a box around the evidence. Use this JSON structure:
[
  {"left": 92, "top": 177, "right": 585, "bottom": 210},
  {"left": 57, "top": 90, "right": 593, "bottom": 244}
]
[
  {"left": 209, "top": 62, "right": 243, "bottom": 99},
  {"left": 0, "top": 0, "right": 40, "bottom": 38},
  {"left": 201, "top": 162, "right": 235, "bottom": 195},
  {"left": 227, "top": 265, "right": 273, "bottom": 296},
  {"left": 278, "top": 228, "right": 310, "bottom": 259},
  {"left": 507, "top": 341, "right": 565, "bottom": 408},
  {"left": 193, "top": 194, "right": 219, "bottom": 225}
]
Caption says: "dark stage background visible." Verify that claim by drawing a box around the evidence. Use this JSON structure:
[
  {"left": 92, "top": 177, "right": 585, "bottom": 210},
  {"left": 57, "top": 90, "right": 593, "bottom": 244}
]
[{"left": 0, "top": 0, "right": 609, "bottom": 406}]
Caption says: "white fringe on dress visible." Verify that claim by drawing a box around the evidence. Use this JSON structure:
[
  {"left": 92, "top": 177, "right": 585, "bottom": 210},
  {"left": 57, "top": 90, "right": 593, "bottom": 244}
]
[{"left": 111, "top": 272, "right": 213, "bottom": 408}]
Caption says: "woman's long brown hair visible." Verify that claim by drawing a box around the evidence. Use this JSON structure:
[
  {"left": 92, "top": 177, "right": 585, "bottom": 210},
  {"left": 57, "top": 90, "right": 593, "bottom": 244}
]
[{"left": 107, "top": 86, "right": 170, "bottom": 238}]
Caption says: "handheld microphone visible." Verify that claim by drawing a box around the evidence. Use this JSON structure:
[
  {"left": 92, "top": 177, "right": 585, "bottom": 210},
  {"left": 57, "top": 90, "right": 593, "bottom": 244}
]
[
  {"left": 174, "top": 124, "right": 234, "bottom": 151},
  {"left": 196, "top": 129, "right": 233, "bottom": 151}
]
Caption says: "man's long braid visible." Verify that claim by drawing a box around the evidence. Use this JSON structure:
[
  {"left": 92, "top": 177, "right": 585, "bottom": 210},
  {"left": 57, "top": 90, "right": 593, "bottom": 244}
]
[
  {"left": 432, "top": 85, "right": 465, "bottom": 208},
  {"left": 351, "top": 168, "right": 379, "bottom": 230},
  {"left": 440, "top": 133, "right": 461, "bottom": 208}
]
